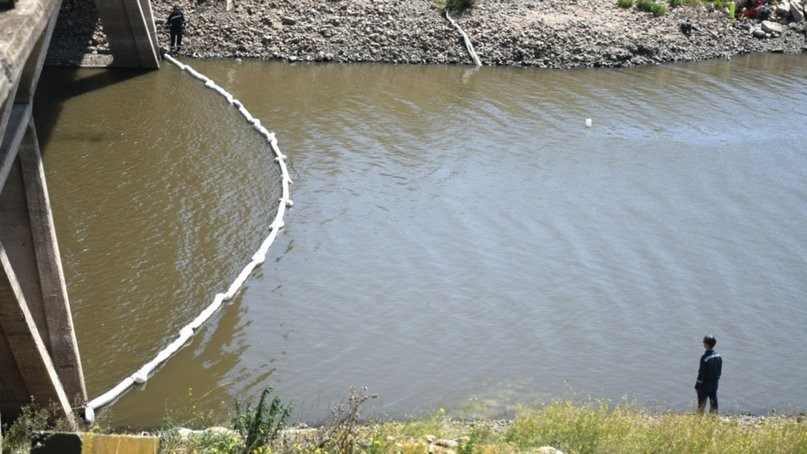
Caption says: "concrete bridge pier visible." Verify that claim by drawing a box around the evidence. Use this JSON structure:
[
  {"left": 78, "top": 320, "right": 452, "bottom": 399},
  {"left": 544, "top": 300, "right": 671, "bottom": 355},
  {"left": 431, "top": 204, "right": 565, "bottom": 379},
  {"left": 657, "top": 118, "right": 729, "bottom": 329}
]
[
  {"left": 96, "top": 0, "right": 161, "bottom": 68},
  {"left": 1, "top": 0, "right": 85, "bottom": 428}
]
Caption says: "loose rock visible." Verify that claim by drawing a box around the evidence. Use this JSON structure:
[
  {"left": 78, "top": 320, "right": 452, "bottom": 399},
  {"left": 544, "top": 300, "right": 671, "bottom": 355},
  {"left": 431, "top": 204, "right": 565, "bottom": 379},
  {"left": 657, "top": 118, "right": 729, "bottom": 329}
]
[{"left": 45, "top": 0, "right": 805, "bottom": 68}]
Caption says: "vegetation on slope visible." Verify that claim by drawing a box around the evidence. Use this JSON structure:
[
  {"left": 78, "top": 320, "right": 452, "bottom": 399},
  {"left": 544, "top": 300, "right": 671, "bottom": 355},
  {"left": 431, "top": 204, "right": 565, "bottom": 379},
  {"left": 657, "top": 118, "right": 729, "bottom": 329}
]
[{"left": 4, "top": 388, "right": 807, "bottom": 453}]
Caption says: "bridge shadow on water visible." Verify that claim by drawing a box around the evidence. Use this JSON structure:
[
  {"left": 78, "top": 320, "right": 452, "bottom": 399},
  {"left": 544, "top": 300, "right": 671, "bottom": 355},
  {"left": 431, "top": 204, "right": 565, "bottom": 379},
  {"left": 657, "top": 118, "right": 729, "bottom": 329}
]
[
  {"left": 34, "top": 67, "right": 155, "bottom": 151},
  {"left": 35, "top": 0, "right": 160, "bottom": 150}
]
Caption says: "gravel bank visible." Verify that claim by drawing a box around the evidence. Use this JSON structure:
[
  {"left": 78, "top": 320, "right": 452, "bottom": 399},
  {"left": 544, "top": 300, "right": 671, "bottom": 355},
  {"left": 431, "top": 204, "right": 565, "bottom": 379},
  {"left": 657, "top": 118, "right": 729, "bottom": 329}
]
[{"left": 46, "top": 0, "right": 806, "bottom": 68}]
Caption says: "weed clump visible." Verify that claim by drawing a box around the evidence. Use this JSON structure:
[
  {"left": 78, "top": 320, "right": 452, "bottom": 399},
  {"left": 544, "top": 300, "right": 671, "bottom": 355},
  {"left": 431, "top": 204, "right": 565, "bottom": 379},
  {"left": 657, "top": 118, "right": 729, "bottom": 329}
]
[
  {"left": 440, "top": 0, "right": 476, "bottom": 11},
  {"left": 156, "top": 386, "right": 291, "bottom": 454},
  {"left": 232, "top": 387, "right": 291, "bottom": 453},
  {"left": 652, "top": 2, "right": 668, "bottom": 15},
  {"left": 637, "top": 0, "right": 669, "bottom": 15},
  {"left": 312, "top": 386, "right": 378, "bottom": 453}
]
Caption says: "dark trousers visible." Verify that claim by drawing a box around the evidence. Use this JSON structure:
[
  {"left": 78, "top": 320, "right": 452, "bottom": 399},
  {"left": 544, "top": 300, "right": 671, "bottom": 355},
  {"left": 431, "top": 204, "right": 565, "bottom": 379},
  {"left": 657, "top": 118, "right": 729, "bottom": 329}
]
[
  {"left": 170, "top": 29, "right": 183, "bottom": 49},
  {"left": 697, "top": 388, "right": 718, "bottom": 414}
]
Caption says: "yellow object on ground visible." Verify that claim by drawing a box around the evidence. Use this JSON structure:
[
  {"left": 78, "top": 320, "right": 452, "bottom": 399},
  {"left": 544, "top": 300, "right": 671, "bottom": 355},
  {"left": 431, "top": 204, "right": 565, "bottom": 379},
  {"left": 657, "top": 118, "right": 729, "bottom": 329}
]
[{"left": 82, "top": 433, "right": 159, "bottom": 454}]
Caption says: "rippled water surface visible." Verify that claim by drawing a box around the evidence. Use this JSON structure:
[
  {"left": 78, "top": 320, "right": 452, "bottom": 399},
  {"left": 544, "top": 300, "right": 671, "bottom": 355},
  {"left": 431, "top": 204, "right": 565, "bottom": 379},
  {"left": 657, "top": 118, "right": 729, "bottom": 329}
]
[{"left": 36, "top": 54, "right": 807, "bottom": 428}]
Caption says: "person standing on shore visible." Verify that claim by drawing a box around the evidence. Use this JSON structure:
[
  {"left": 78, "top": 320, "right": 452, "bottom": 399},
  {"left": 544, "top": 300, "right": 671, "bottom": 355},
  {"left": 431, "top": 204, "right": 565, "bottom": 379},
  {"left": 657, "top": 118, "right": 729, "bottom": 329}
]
[
  {"left": 166, "top": 4, "right": 185, "bottom": 52},
  {"left": 695, "top": 335, "right": 722, "bottom": 415}
]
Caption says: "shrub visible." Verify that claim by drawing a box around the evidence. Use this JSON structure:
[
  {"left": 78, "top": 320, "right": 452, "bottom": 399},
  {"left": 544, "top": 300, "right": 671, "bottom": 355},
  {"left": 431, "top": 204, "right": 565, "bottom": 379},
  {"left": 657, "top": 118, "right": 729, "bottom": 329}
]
[
  {"left": 618, "top": 0, "right": 635, "bottom": 8},
  {"left": 232, "top": 387, "right": 292, "bottom": 453},
  {"left": 1, "top": 400, "right": 73, "bottom": 452},
  {"left": 651, "top": 2, "right": 668, "bottom": 15},
  {"left": 637, "top": 0, "right": 656, "bottom": 11},
  {"left": 669, "top": 0, "right": 684, "bottom": 7},
  {"left": 314, "top": 387, "right": 377, "bottom": 453},
  {"left": 442, "top": 0, "right": 476, "bottom": 11},
  {"left": 637, "top": 0, "right": 668, "bottom": 15}
]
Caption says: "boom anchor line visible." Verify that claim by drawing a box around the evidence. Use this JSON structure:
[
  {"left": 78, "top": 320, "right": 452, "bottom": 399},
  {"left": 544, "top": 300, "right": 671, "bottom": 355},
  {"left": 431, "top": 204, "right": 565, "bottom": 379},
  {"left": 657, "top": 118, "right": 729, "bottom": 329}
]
[
  {"left": 445, "top": 10, "right": 482, "bottom": 67},
  {"left": 82, "top": 53, "right": 293, "bottom": 423}
]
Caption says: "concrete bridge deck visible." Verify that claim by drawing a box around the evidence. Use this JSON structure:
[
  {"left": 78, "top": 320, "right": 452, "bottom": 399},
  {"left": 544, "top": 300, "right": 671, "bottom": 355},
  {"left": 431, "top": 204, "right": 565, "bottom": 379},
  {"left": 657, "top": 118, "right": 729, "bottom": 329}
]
[{"left": 1, "top": 0, "right": 160, "bottom": 425}]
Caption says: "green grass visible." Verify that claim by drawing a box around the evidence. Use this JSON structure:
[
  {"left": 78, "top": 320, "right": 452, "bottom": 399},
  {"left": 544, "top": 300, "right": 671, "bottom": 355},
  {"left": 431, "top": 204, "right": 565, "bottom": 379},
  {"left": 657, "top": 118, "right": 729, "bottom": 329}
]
[
  {"left": 353, "top": 401, "right": 807, "bottom": 454},
  {"left": 504, "top": 400, "right": 807, "bottom": 454},
  {"left": 651, "top": 2, "right": 668, "bottom": 15},
  {"left": 278, "top": 400, "right": 807, "bottom": 454},
  {"left": 230, "top": 399, "right": 807, "bottom": 453},
  {"left": 639, "top": 0, "right": 723, "bottom": 13},
  {"left": 617, "top": 0, "right": 635, "bottom": 8},
  {"left": 6, "top": 396, "right": 807, "bottom": 453}
]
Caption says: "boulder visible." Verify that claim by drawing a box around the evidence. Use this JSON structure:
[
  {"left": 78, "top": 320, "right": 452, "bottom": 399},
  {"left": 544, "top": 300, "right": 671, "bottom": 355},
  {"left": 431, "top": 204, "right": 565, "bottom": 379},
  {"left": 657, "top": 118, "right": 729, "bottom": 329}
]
[
  {"left": 537, "top": 447, "right": 565, "bottom": 454},
  {"left": 776, "top": 1, "right": 791, "bottom": 16},
  {"left": 434, "top": 439, "right": 459, "bottom": 448},
  {"left": 791, "top": 2, "right": 805, "bottom": 21},
  {"left": 761, "top": 20, "right": 784, "bottom": 34}
]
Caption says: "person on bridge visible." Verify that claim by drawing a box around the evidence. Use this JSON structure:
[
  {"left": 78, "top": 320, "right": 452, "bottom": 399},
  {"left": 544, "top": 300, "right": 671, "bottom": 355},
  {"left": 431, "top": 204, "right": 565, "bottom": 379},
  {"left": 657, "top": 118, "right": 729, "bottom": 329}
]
[
  {"left": 695, "top": 334, "right": 722, "bottom": 415},
  {"left": 167, "top": 5, "right": 186, "bottom": 52}
]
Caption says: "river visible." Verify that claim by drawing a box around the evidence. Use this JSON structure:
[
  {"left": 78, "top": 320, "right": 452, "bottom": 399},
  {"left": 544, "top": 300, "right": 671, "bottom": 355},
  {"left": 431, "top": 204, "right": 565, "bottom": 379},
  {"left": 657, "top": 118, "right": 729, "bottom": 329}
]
[{"left": 35, "top": 54, "right": 807, "bottom": 429}]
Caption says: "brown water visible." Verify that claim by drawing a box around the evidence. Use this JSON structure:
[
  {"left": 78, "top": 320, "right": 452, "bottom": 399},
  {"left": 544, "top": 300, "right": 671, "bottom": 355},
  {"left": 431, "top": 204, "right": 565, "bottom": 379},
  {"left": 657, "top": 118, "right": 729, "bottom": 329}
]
[{"left": 35, "top": 54, "right": 807, "bottom": 429}]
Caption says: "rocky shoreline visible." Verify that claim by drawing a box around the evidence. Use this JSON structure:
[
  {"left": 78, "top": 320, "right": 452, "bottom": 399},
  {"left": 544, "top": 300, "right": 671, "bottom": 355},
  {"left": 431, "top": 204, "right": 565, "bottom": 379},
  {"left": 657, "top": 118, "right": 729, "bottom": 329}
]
[{"left": 47, "top": 0, "right": 806, "bottom": 68}]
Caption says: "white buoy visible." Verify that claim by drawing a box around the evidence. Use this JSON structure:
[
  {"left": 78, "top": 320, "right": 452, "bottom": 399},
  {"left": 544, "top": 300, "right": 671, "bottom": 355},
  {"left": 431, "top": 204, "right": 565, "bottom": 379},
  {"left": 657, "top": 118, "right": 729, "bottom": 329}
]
[
  {"left": 84, "top": 406, "right": 95, "bottom": 423},
  {"left": 585, "top": 118, "right": 592, "bottom": 128}
]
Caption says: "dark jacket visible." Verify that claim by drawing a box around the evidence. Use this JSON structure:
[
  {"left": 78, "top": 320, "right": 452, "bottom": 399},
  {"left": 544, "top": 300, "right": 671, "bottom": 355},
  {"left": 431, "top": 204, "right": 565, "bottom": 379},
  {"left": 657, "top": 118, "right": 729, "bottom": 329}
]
[
  {"left": 695, "top": 349, "right": 722, "bottom": 392},
  {"left": 167, "top": 10, "right": 185, "bottom": 31}
]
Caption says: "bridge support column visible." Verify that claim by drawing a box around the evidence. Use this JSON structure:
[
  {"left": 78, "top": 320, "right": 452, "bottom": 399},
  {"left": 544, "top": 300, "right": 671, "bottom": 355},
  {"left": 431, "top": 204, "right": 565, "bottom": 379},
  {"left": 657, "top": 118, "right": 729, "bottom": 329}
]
[
  {"left": 94, "top": 0, "right": 161, "bottom": 68},
  {"left": 1, "top": 0, "right": 84, "bottom": 427}
]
